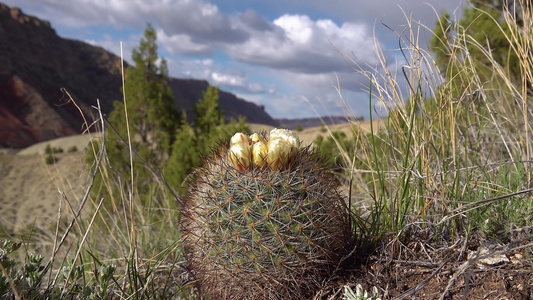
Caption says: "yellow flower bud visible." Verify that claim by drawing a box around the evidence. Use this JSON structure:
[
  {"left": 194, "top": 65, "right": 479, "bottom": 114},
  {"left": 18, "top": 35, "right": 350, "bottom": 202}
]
[
  {"left": 252, "top": 140, "right": 268, "bottom": 168},
  {"left": 230, "top": 132, "right": 249, "bottom": 146},
  {"left": 229, "top": 142, "right": 251, "bottom": 171},
  {"left": 267, "top": 137, "right": 292, "bottom": 170},
  {"left": 249, "top": 133, "right": 264, "bottom": 144}
]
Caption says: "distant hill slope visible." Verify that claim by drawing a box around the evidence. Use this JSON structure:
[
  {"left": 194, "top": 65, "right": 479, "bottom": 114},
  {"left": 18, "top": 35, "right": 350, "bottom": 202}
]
[
  {"left": 0, "top": 3, "right": 277, "bottom": 148},
  {"left": 276, "top": 116, "right": 354, "bottom": 130},
  {"left": 167, "top": 78, "right": 277, "bottom": 126}
]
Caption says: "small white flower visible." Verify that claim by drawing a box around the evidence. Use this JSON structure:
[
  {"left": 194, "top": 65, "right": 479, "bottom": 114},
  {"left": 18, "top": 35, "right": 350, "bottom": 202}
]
[
  {"left": 267, "top": 137, "right": 292, "bottom": 169},
  {"left": 270, "top": 128, "right": 300, "bottom": 149},
  {"left": 230, "top": 132, "right": 249, "bottom": 145}
]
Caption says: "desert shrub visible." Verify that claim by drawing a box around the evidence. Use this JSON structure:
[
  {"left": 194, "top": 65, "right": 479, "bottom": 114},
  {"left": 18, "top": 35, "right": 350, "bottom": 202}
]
[
  {"left": 45, "top": 154, "right": 57, "bottom": 164},
  {"left": 320, "top": 122, "right": 327, "bottom": 133}
]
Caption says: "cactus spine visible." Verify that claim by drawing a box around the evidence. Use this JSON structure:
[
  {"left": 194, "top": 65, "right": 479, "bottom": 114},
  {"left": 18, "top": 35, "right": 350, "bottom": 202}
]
[{"left": 181, "top": 129, "right": 352, "bottom": 299}]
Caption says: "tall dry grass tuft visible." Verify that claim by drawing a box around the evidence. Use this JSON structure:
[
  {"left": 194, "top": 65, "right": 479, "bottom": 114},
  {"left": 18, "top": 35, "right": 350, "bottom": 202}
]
[
  {"left": 333, "top": 1, "right": 533, "bottom": 249},
  {"left": 2, "top": 55, "right": 190, "bottom": 299},
  {"left": 68, "top": 44, "right": 189, "bottom": 297}
]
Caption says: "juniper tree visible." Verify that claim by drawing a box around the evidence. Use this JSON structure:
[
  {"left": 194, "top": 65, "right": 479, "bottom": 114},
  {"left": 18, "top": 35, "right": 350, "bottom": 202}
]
[
  {"left": 429, "top": 0, "right": 530, "bottom": 95},
  {"left": 104, "top": 23, "right": 180, "bottom": 198},
  {"left": 164, "top": 116, "right": 198, "bottom": 195},
  {"left": 193, "top": 85, "right": 225, "bottom": 154},
  {"left": 164, "top": 85, "right": 248, "bottom": 195}
]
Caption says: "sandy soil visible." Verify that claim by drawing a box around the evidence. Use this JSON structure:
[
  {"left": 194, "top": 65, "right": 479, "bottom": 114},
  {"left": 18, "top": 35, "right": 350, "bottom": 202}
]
[
  {"left": 0, "top": 133, "right": 100, "bottom": 236},
  {"left": 249, "top": 120, "right": 382, "bottom": 147}
]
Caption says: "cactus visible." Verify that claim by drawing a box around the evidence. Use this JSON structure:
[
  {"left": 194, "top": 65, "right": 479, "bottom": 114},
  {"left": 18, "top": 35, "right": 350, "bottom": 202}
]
[{"left": 181, "top": 129, "right": 352, "bottom": 299}]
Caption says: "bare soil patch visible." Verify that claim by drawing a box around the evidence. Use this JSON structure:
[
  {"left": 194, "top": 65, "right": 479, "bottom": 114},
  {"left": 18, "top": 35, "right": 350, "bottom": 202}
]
[
  {"left": 250, "top": 119, "right": 382, "bottom": 146},
  {"left": 0, "top": 134, "right": 97, "bottom": 236},
  {"left": 315, "top": 231, "right": 533, "bottom": 299}
]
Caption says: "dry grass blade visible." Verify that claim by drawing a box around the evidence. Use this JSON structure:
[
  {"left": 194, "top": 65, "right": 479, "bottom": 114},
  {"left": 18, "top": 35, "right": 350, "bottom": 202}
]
[
  {"left": 60, "top": 197, "right": 105, "bottom": 297},
  {"left": 102, "top": 116, "right": 181, "bottom": 205},
  {"left": 392, "top": 262, "right": 446, "bottom": 300},
  {"left": 437, "top": 187, "right": 533, "bottom": 225},
  {"left": 39, "top": 98, "right": 107, "bottom": 282}
]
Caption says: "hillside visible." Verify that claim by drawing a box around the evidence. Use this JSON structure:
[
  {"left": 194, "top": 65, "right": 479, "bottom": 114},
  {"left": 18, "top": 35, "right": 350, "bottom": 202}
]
[
  {"left": 0, "top": 3, "right": 277, "bottom": 149},
  {"left": 276, "top": 115, "right": 357, "bottom": 130},
  {"left": 0, "top": 121, "right": 365, "bottom": 235}
]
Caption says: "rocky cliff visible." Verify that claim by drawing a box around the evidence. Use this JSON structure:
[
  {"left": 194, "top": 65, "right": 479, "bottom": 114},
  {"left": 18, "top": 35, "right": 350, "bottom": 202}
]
[{"left": 0, "top": 3, "right": 277, "bottom": 148}]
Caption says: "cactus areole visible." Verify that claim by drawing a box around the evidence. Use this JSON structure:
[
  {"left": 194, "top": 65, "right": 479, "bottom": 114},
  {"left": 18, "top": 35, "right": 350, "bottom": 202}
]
[{"left": 181, "top": 129, "right": 352, "bottom": 299}]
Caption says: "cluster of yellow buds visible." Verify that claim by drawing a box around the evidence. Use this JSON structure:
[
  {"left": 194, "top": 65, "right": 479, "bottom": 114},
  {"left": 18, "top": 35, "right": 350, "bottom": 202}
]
[{"left": 228, "top": 128, "right": 300, "bottom": 171}]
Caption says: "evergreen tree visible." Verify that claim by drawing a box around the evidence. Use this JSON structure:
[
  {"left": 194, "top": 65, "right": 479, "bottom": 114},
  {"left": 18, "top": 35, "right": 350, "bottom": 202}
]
[
  {"left": 193, "top": 85, "right": 225, "bottom": 154},
  {"left": 164, "top": 85, "right": 249, "bottom": 195},
  {"left": 105, "top": 23, "right": 180, "bottom": 197},
  {"left": 429, "top": 1, "right": 528, "bottom": 94},
  {"left": 164, "top": 119, "right": 198, "bottom": 195}
]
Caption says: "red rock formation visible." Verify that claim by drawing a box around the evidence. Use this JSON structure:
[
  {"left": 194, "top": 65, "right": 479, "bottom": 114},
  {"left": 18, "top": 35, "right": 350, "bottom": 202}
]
[{"left": 0, "top": 3, "right": 278, "bottom": 148}]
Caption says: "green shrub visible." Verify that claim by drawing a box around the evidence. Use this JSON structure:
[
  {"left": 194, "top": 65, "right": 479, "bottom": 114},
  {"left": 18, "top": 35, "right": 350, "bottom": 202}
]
[
  {"left": 45, "top": 154, "right": 57, "bottom": 165},
  {"left": 67, "top": 146, "right": 78, "bottom": 153}
]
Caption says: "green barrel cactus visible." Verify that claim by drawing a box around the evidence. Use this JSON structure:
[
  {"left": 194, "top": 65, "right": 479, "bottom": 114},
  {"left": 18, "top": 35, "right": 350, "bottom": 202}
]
[{"left": 181, "top": 129, "right": 352, "bottom": 299}]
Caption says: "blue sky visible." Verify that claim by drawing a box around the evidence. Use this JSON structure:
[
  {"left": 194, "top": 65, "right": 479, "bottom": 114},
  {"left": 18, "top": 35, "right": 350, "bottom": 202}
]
[{"left": 4, "top": 0, "right": 466, "bottom": 120}]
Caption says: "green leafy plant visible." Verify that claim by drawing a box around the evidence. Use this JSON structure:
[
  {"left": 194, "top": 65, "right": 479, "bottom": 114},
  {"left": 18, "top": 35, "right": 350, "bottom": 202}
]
[
  {"left": 45, "top": 154, "right": 57, "bottom": 165},
  {"left": 343, "top": 284, "right": 381, "bottom": 300},
  {"left": 313, "top": 130, "right": 357, "bottom": 172},
  {"left": 320, "top": 122, "right": 327, "bottom": 133},
  {"left": 44, "top": 144, "right": 64, "bottom": 164},
  {"left": 0, "top": 240, "right": 50, "bottom": 298}
]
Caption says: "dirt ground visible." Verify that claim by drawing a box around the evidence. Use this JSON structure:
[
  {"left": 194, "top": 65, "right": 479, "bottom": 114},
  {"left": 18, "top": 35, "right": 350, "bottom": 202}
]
[
  {"left": 249, "top": 119, "right": 382, "bottom": 147},
  {"left": 0, "top": 134, "right": 98, "bottom": 236},
  {"left": 314, "top": 231, "right": 533, "bottom": 300}
]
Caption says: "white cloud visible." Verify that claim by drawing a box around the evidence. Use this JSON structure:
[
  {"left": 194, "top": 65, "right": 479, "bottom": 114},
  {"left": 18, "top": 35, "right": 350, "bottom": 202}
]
[
  {"left": 211, "top": 72, "right": 245, "bottom": 87},
  {"left": 226, "top": 14, "right": 378, "bottom": 74},
  {"left": 239, "top": 9, "right": 272, "bottom": 32},
  {"left": 158, "top": 29, "right": 212, "bottom": 55},
  {"left": 248, "top": 83, "right": 263, "bottom": 93},
  {"left": 280, "top": 0, "right": 466, "bottom": 33},
  {"left": 13, "top": 0, "right": 395, "bottom": 76},
  {"left": 4, "top": 0, "right": 467, "bottom": 119},
  {"left": 211, "top": 71, "right": 265, "bottom": 94},
  {"left": 83, "top": 34, "right": 139, "bottom": 65},
  {"left": 155, "top": 1, "right": 248, "bottom": 44},
  {"left": 15, "top": 0, "right": 248, "bottom": 46},
  {"left": 274, "top": 14, "right": 314, "bottom": 44},
  {"left": 166, "top": 58, "right": 214, "bottom": 79}
]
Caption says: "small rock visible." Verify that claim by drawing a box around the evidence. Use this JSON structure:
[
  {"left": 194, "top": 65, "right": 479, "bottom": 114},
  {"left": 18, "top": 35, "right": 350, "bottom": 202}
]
[{"left": 468, "top": 243, "right": 509, "bottom": 267}]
